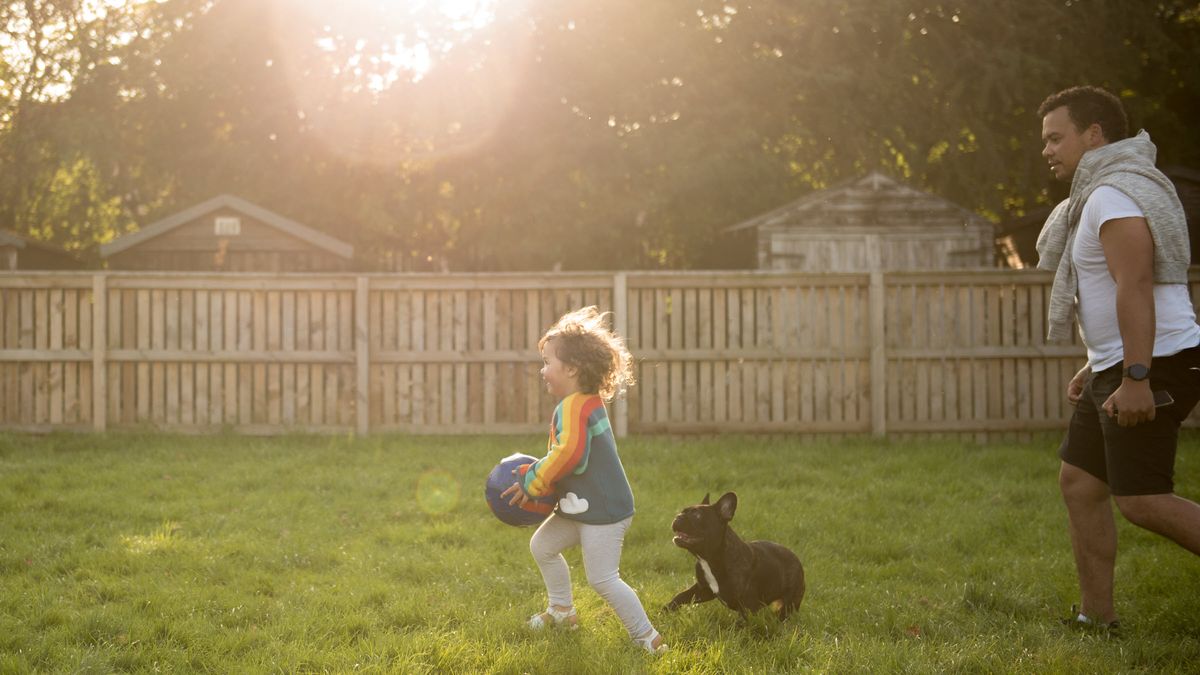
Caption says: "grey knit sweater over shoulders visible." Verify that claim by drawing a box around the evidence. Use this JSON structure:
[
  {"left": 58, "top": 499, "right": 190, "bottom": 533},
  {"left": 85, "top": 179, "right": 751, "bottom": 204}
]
[{"left": 1035, "top": 130, "right": 1189, "bottom": 341}]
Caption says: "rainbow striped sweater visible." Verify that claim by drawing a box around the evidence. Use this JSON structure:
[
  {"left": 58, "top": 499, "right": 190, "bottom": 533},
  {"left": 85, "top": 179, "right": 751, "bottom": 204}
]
[{"left": 518, "top": 393, "right": 635, "bottom": 525}]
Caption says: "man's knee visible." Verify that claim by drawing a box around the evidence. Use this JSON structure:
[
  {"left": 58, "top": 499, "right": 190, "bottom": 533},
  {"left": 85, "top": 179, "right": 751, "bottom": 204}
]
[
  {"left": 1114, "top": 494, "right": 1167, "bottom": 529},
  {"left": 1060, "top": 462, "right": 1109, "bottom": 503}
]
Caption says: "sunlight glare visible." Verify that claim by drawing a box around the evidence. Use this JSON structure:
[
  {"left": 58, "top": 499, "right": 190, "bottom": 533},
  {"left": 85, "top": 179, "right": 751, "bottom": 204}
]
[
  {"left": 436, "top": 0, "right": 497, "bottom": 32},
  {"left": 271, "top": 0, "right": 531, "bottom": 166}
]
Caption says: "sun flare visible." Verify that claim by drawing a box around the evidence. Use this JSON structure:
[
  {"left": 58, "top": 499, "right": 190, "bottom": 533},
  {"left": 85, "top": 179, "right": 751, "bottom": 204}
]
[
  {"left": 288, "top": 0, "right": 499, "bottom": 85},
  {"left": 269, "top": 0, "right": 525, "bottom": 165}
]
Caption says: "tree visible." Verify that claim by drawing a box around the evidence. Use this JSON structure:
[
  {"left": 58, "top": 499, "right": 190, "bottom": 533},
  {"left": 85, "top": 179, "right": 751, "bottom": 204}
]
[
  {"left": 2, "top": 0, "right": 1198, "bottom": 270},
  {"left": 0, "top": 0, "right": 210, "bottom": 259}
]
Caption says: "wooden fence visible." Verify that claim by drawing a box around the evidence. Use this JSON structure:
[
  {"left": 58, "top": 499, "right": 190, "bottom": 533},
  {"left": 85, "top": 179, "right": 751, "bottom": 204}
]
[{"left": 2, "top": 270, "right": 1196, "bottom": 437}]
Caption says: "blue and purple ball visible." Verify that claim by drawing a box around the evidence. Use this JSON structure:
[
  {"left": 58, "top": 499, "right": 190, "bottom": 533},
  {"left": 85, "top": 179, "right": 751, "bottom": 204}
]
[{"left": 485, "top": 453, "right": 555, "bottom": 527}]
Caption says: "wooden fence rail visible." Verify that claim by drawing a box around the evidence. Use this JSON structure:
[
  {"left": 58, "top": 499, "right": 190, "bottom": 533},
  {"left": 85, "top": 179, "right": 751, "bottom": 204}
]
[{"left": 2, "top": 270, "right": 1197, "bottom": 437}]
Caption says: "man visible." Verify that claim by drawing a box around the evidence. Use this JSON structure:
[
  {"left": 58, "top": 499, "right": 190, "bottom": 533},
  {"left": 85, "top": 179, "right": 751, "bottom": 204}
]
[{"left": 1036, "top": 85, "right": 1200, "bottom": 629}]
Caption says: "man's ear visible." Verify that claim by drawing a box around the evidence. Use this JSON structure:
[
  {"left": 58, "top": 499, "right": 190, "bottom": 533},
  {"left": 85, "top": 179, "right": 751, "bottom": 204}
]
[{"left": 1085, "top": 122, "right": 1106, "bottom": 147}]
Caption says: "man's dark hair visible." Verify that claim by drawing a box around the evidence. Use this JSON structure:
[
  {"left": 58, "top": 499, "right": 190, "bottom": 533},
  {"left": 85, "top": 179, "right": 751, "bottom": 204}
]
[{"left": 1038, "top": 85, "right": 1129, "bottom": 142}]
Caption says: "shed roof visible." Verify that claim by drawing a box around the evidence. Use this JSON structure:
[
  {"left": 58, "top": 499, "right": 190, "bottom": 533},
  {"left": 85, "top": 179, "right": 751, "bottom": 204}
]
[
  {"left": 0, "top": 229, "right": 78, "bottom": 256},
  {"left": 0, "top": 230, "right": 27, "bottom": 248},
  {"left": 725, "top": 171, "right": 987, "bottom": 233},
  {"left": 100, "top": 194, "right": 354, "bottom": 259}
]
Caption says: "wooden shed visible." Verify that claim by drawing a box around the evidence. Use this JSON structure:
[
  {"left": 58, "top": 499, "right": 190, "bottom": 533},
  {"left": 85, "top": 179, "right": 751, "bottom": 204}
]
[
  {"left": 726, "top": 172, "right": 995, "bottom": 272},
  {"left": 0, "top": 230, "right": 82, "bottom": 270},
  {"left": 100, "top": 194, "right": 354, "bottom": 271}
]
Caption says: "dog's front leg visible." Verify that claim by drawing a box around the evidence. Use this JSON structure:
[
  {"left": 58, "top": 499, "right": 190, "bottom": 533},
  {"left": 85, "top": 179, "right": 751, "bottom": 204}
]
[{"left": 664, "top": 582, "right": 715, "bottom": 611}]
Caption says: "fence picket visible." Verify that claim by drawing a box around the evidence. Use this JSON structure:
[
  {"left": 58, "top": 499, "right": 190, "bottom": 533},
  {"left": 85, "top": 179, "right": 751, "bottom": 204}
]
[{"left": 267, "top": 290, "right": 281, "bottom": 426}]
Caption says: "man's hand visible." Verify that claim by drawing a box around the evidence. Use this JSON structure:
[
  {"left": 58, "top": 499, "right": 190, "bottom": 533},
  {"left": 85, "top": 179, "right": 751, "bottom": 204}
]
[
  {"left": 1102, "top": 380, "right": 1155, "bottom": 427},
  {"left": 1067, "top": 364, "right": 1091, "bottom": 406}
]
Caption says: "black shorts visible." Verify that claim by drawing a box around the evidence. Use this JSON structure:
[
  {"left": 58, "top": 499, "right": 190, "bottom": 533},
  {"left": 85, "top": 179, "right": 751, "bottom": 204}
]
[{"left": 1059, "top": 343, "right": 1200, "bottom": 496}]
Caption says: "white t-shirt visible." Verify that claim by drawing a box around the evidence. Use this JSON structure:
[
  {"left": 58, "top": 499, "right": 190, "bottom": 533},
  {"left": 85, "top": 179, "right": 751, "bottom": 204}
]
[{"left": 1072, "top": 185, "right": 1200, "bottom": 370}]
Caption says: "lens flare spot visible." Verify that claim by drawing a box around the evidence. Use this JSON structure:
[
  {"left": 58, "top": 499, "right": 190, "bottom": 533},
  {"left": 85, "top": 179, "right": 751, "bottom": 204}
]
[{"left": 417, "top": 469, "right": 460, "bottom": 515}]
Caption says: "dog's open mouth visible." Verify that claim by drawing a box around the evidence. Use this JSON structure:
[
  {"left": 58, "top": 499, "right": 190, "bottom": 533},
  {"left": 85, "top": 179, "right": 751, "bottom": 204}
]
[{"left": 672, "top": 531, "right": 699, "bottom": 547}]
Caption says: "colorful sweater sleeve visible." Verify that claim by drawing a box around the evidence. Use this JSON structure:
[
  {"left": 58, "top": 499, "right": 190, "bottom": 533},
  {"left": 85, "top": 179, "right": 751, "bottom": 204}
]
[{"left": 520, "top": 393, "right": 601, "bottom": 498}]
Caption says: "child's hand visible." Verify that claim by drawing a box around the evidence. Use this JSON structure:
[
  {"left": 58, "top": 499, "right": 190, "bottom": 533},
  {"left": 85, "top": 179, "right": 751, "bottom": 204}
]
[{"left": 500, "top": 481, "right": 530, "bottom": 507}]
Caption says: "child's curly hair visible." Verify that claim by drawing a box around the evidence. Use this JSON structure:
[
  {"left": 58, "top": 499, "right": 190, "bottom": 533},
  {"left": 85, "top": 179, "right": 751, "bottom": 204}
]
[{"left": 539, "top": 306, "right": 636, "bottom": 401}]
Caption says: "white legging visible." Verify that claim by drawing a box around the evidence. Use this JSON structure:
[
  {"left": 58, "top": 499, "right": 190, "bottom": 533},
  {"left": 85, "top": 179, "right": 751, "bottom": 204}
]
[{"left": 529, "top": 513, "right": 655, "bottom": 641}]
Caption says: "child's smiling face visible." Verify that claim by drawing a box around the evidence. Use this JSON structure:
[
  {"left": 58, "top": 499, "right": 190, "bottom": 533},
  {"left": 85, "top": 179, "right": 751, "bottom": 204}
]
[{"left": 540, "top": 339, "right": 579, "bottom": 399}]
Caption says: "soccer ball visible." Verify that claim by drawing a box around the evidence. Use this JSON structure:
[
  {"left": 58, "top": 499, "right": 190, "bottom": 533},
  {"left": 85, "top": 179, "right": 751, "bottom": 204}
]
[{"left": 485, "top": 453, "right": 555, "bottom": 526}]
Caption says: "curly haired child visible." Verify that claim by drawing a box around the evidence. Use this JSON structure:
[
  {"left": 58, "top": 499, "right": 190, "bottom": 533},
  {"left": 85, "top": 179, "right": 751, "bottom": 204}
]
[{"left": 501, "top": 306, "right": 667, "bottom": 654}]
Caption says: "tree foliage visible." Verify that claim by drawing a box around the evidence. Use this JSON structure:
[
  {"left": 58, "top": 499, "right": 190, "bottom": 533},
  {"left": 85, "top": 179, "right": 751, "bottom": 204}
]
[{"left": 1, "top": 0, "right": 1198, "bottom": 270}]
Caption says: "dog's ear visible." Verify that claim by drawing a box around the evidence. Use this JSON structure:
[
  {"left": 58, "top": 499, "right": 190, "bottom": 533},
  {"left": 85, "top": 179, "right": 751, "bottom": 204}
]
[
  {"left": 701, "top": 493, "right": 710, "bottom": 505},
  {"left": 715, "top": 492, "right": 737, "bottom": 521}
]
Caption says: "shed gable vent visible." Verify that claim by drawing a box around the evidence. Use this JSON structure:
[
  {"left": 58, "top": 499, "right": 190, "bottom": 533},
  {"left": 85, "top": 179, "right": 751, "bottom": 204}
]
[{"left": 214, "top": 216, "right": 241, "bottom": 236}]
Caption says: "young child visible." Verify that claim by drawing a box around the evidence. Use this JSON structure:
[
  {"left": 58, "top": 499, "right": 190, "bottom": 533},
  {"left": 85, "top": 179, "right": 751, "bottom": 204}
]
[{"left": 500, "top": 306, "right": 667, "bottom": 655}]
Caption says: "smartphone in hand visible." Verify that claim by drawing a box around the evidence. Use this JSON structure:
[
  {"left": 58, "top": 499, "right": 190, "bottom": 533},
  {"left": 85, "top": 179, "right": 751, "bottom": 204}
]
[{"left": 1111, "top": 389, "right": 1173, "bottom": 416}]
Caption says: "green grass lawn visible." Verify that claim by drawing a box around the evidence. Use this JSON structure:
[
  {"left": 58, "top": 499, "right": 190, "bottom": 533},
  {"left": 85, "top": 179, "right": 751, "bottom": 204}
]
[{"left": 2, "top": 432, "right": 1199, "bottom": 674}]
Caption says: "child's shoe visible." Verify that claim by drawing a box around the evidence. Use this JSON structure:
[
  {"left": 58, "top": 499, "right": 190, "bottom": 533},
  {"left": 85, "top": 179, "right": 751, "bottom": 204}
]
[
  {"left": 635, "top": 630, "right": 668, "bottom": 655},
  {"left": 528, "top": 605, "right": 579, "bottom": 630}
]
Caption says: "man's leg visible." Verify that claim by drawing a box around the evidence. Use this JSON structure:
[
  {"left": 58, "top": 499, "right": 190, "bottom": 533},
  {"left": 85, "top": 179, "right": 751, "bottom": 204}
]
[
  {"left": 1060, "top": 461, "right": 1119, "bottom": 624},
  {"left": 1113, "top": 493, "right": 1200, "bottom": 555}
]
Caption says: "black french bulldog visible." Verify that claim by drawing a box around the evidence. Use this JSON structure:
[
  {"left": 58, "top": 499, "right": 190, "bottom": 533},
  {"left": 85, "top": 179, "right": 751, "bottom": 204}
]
[{"left": 665, "top": 492, "right": 805, "bottom": 620}]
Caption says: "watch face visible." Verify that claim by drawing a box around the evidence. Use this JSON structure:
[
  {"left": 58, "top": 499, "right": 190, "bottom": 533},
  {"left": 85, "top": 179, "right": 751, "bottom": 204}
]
[{"left": 1127, "top": 364, "right": 1150, "bottom": 381}]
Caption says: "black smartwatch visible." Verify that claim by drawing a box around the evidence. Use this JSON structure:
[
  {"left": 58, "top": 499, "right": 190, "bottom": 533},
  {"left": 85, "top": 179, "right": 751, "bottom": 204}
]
[{"left": 1123, "top": 363, "right": 1151, "bottom": 381}]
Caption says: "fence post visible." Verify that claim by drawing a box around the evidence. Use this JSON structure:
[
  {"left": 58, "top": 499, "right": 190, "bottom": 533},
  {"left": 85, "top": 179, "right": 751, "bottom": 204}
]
[
  {"left": 92, "top": 274, "right": 107, "bottom": 432},
  {"left": 613, "top": 272, "right": 628, "bottom": 438},
  {"left": 356, "top": 276, "right": 370, "bottom": 436},
  {"left": 869, "top": 270, "right": 886, "bottom": 437}
]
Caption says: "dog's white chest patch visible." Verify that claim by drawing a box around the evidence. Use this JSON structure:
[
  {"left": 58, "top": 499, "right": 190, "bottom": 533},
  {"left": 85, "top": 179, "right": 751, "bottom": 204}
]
[{"left": 698, "top": 558, "right": 720, "bottom": 594}]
